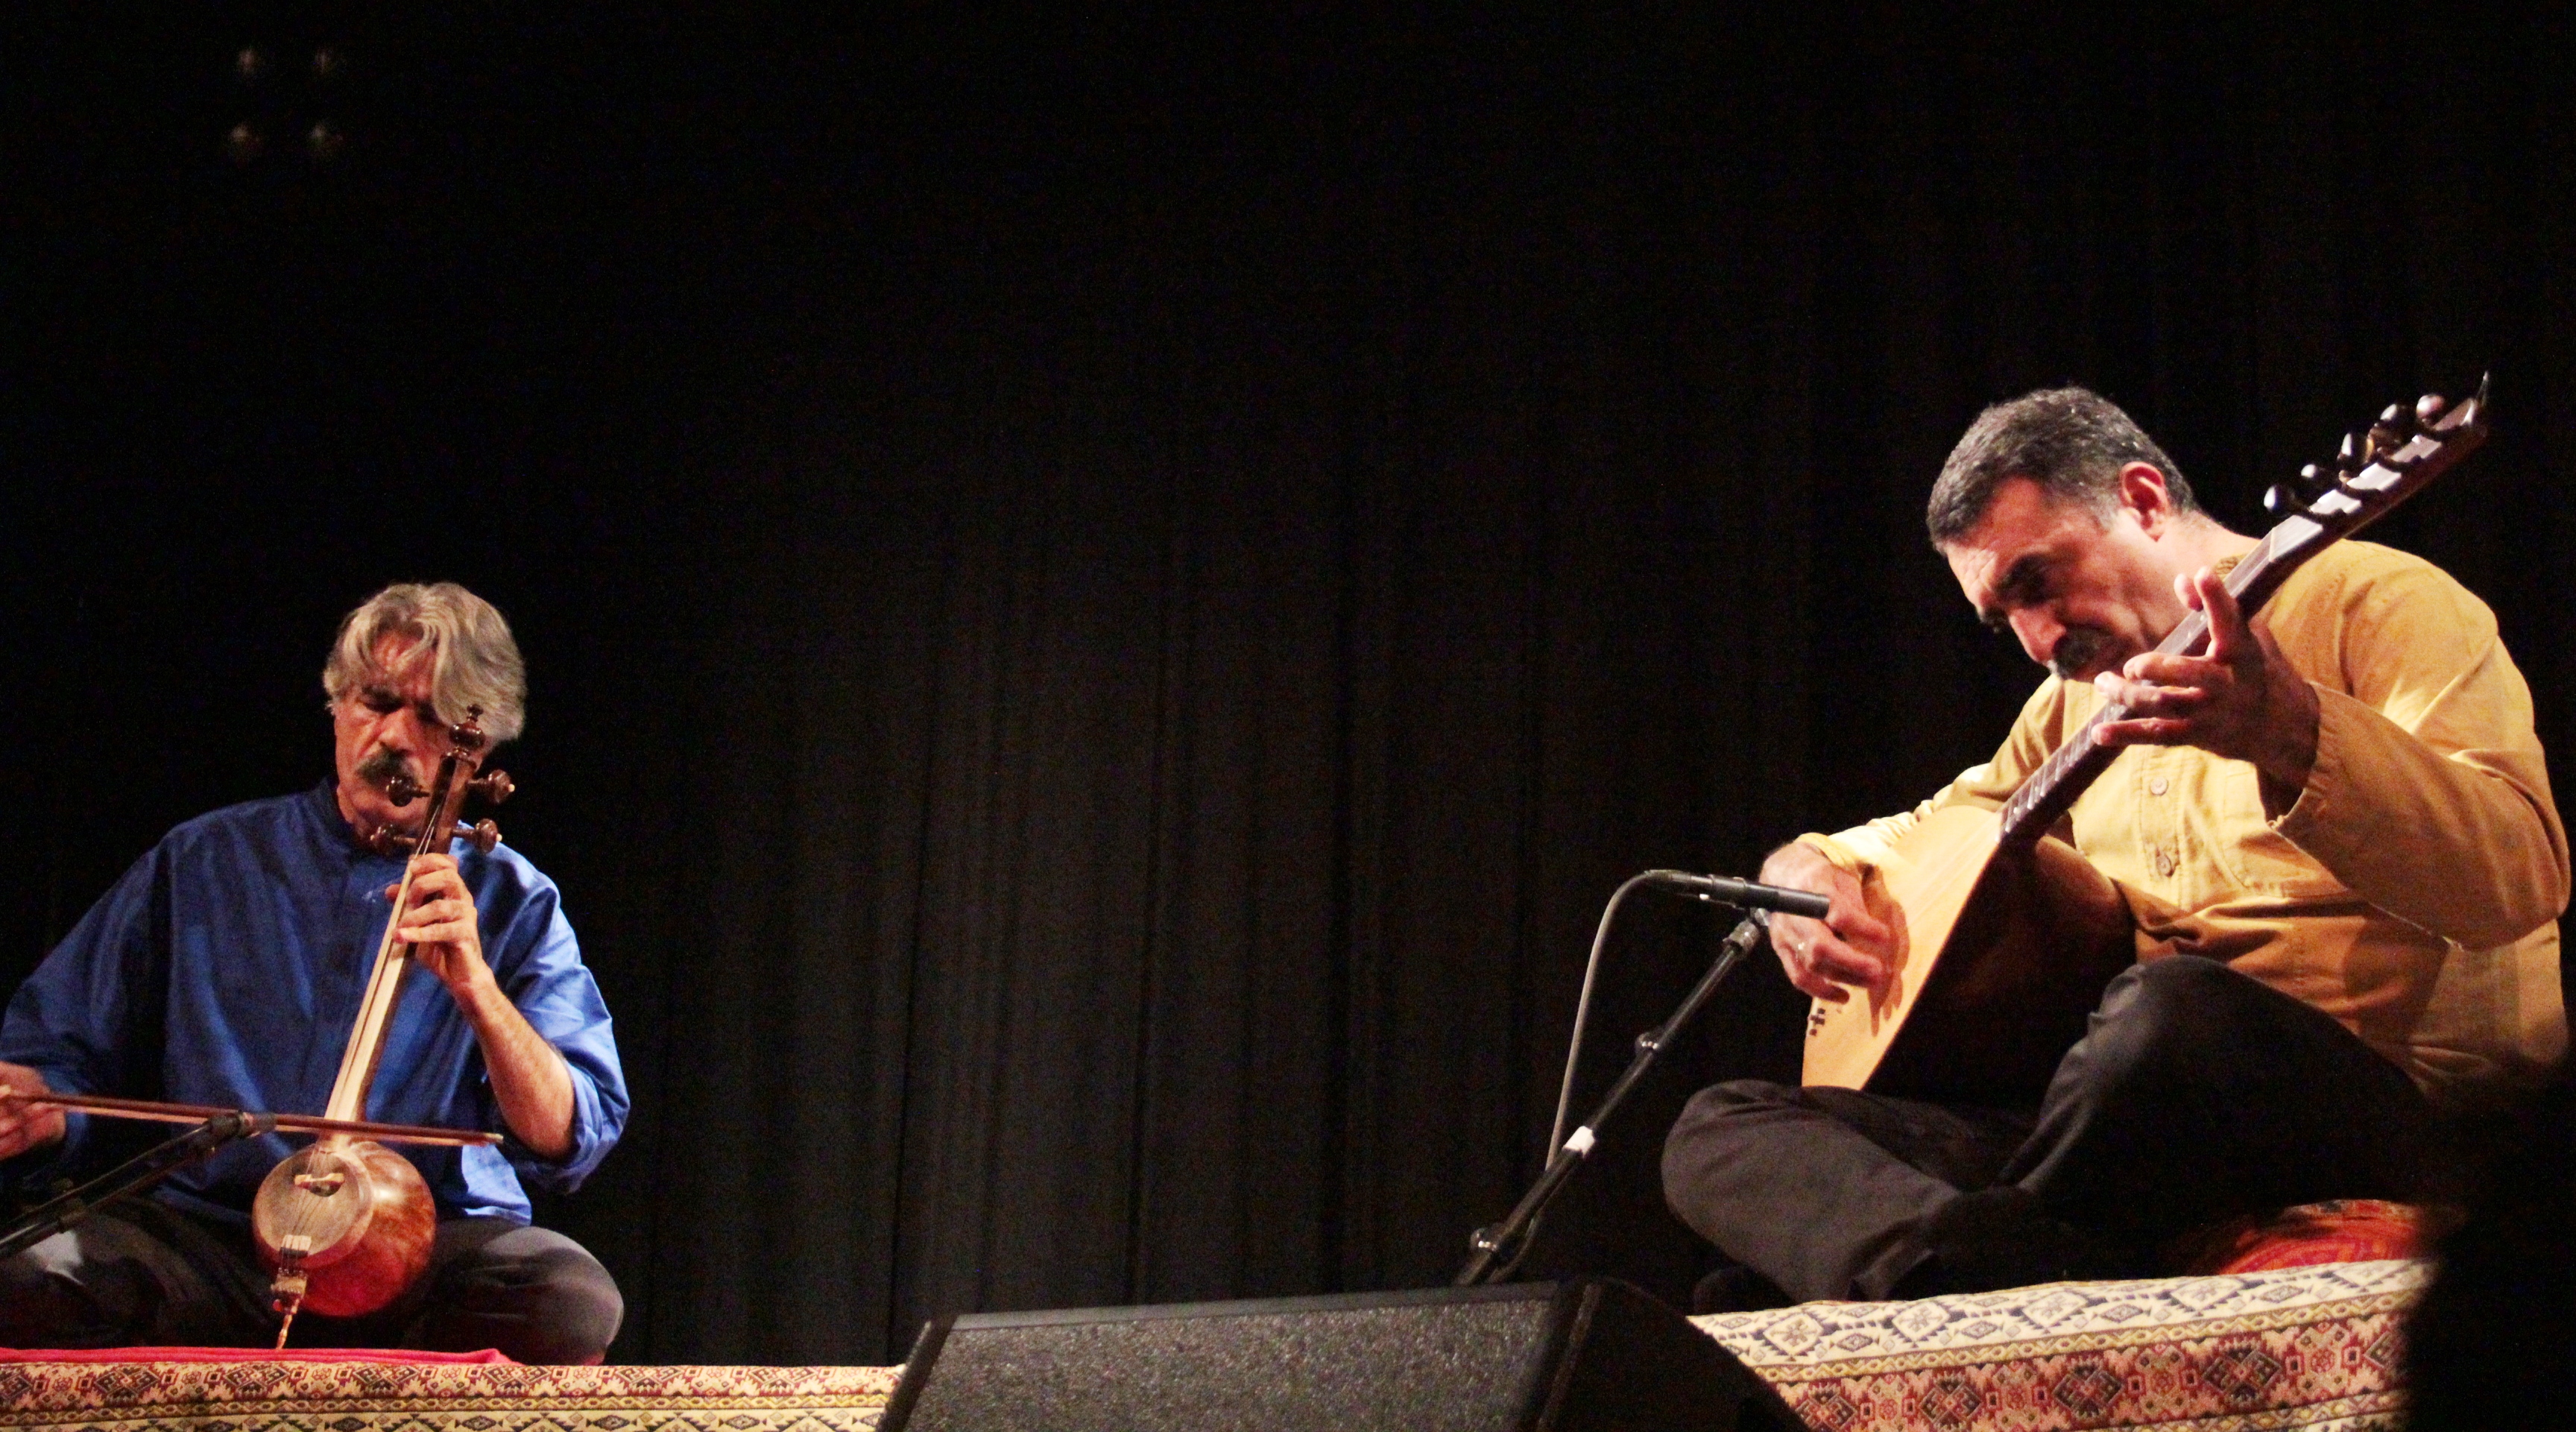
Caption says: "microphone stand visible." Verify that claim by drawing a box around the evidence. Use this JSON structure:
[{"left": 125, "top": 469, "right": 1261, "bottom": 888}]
[
  {"left": 0, "top": 1111, "right": 274, "bottom": 1260},
  {"left": 1456, "top": 910, "right": 1771, "bottom": 1287}
]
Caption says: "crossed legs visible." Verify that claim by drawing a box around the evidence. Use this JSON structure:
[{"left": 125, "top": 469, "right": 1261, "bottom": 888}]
[
  {"left": 0, "top": 1202, "right": 622, "bottom": 1363},
  {"left": 1663, "top": 956, "right": 2434, "bottom": 1303}
]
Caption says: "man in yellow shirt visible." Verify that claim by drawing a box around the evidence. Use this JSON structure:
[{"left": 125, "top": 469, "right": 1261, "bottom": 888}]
[{"left": 1662, "top": 387, "right": 2568, "bottom": 1306}]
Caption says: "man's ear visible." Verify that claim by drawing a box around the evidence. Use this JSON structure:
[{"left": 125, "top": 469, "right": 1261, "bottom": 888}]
[{"left": 2113, "top": 462, "right": 2178, "bottom": 537}]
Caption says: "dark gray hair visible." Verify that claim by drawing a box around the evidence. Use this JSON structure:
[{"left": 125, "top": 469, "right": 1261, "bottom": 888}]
[
  {"left": 1926, "top": 386, "right": 2198, "bottom": 545},
  {"left": 322, "top": 583, "right": 527, "bottom": 743}
]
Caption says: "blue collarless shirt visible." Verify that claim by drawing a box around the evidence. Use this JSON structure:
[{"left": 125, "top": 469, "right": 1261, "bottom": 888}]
[{"left": 0, "top": 783, "right": 628, "bottom": 1226}]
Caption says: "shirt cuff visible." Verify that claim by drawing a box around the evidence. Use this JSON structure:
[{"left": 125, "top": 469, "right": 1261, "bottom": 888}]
[
  {"left": 2270, "top": 682, "right": 2361, "bottom": 866},
  {"left": 0, "top": 1111, "right": 86, "bottom": 1193},
  {"left": 504, "top": 1062, "right": 610, "bottom": 1189},
  {"left": 1796, "top": 833, "right": 1876, "bottom": 878}
]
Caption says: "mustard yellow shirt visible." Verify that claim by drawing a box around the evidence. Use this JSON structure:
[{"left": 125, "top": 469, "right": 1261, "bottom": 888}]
[{"left": 1808, "top": 540, "right": 2569, "bottom": 1105}]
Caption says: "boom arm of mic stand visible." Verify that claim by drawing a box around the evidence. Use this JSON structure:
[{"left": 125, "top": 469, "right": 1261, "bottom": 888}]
[
  {"left": 1456, "top": 912, "right": 1770, "bottom": 1286},
  {"left": 0, "top": 1111, "right": 276, "bottom": 1261}
]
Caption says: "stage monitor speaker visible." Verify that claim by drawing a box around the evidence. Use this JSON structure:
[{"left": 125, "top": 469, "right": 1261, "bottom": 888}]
[{"left": 880, "top": 1277, "right": 1796, "bottom": 1432}]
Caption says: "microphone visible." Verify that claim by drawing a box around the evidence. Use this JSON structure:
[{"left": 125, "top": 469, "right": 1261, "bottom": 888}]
[{"left": 1635, "top": 869, "right": 1830, "bottom": 918}]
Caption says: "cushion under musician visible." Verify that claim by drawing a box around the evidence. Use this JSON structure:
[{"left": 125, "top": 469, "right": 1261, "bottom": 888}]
[
  {"left": 1661, "top": 386, "right": 2566, "bottom": 1308},
  {"left": 0, "top": 582, "right": 629, "bottom": 1363}
]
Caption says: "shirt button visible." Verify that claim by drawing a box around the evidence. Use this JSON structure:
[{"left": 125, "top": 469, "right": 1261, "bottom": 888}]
[
  {"left": 2148, "top": 776, "right": 2171, "bottom": 796},
  {"left": 2155, "top": 848, "right": 2177, "bottom": 877}
]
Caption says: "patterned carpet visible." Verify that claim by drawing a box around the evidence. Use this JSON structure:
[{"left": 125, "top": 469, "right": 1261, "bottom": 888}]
[
  {"left": 0, "top": 1360, "right": 900, "bottom": 1432},
  {"left": 0, "top": 1261, "right": 2426, "bottom": 1432},
  {"left": 1696, "top": 1259, "right": 2427, "bottom": 1431}
]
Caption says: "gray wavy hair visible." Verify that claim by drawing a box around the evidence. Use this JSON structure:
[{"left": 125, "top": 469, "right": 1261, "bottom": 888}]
[{"left": 322, "top": 583, "right": 528, "bottom": 744}]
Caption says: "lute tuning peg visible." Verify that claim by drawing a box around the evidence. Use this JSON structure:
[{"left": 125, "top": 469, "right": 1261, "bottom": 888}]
[
  {"left": 2268, "top": 455, "right": 2346, "bottom": 517},
  {"left": 2364, "top": 403, "right": 2414, "bottom": 465}
]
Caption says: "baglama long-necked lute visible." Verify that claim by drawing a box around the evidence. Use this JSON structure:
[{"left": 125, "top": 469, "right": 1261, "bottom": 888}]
[{"left": 1800, "top": 382, "right": 2492, "bottom": 1104}]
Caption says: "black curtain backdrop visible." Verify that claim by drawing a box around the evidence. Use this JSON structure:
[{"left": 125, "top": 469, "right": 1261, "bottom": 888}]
[{"left": 4, "top": 5, "right": 2571, "bottom": 1363}]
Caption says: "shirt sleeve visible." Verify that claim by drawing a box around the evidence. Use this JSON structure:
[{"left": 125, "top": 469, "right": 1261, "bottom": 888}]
[
  {"left": 2273, "top": 560, "right": 2571, "bottom": 949},
  {"left": 481, "top": 879, "right": 629, "bottom": 1195},
  {"left": 1801, "top": 676, "right": 2068, "bottom": 874},
  {"left": 0, "top": 845, "right": 169, "bottom": 1180}
]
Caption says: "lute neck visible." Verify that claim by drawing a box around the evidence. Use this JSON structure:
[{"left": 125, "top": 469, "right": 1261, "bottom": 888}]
[
  {"left": 1986, "top": 380, "right": 2487, "bottom": 851},
  {"left": 1993, "top": 525, "right": 2311, "bottom": 848}
]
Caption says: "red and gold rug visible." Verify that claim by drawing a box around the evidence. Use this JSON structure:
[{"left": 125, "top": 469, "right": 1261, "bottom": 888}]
[
  {"left": 1697, "top": 1258, "right": 2426, "bottom": 1431},
  {"left": 0, "top": 1357, "right": 899, "bottom": 1432},
  {"left": 2, "top": 1256, "right": 2429, "bottom": 1432}
]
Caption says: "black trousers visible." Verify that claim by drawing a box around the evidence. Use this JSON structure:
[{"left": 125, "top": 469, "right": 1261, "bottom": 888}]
[
  {"left": 0, "top": 1198, "right": 623, "bottom": 1363},
  {"left": 1662, "top": 956, "right": 2436, "bottom": 1304}
]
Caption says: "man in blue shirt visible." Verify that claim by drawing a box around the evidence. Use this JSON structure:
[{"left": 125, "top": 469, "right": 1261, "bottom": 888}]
[{"left": 0, "top": 583, "right": 630, "bottom": 1363}]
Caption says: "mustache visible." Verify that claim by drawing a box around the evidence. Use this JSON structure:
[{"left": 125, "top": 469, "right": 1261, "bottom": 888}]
[
  {"left": 356, "top": 746, "right": 419, "bottom": 789},
  {"left": 2049, "top": 628, "right": 2115, "bottom": 681}
]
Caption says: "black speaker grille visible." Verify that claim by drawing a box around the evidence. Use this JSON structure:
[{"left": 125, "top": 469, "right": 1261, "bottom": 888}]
[{"left": 901, "top": 1297, "right": 1562, "bottom": 1432}]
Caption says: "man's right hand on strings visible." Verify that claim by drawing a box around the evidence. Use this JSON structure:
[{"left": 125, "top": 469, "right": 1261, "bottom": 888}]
[{"left": 1758, "top": 842, "right": 1896, "bottom": 1003}]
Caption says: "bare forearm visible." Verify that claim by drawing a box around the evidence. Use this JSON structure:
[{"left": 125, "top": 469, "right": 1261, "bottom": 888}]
[
  {"left": 450, "top": 977, "right": 577, "bottom": 1161},
  {"left": 1760, "top": 839, "right": 1895, "bottom": 1000},
  {"left": 396, "top": 853, "right": 579, "bottom": 1161}
]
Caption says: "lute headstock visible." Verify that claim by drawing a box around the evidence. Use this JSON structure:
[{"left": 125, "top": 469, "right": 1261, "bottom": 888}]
[{"left": 2255, "top": 376, "right": 2489, "bottom": 561}]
